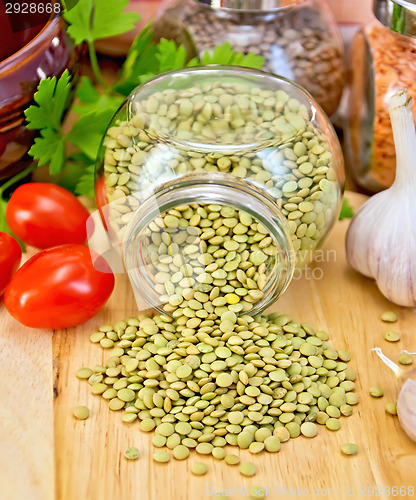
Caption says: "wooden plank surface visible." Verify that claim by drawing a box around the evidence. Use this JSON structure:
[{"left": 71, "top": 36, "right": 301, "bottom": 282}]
[
  {"left": 1, "top": 192, "right": 415, "bottom": 500},
  {"left": 0, "top": 251, "right": 55, "bottom": 500}
]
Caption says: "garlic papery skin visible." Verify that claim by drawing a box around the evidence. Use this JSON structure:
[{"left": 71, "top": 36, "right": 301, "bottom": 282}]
[
  {"left": 372, "top": 347, "right": 416, "bottom": 443},
  {"left": 346, "top": 89, "right": 416, "bottom": 306},
  {"left": 397, "top": 378, "right": 416, "bottom": 443}
]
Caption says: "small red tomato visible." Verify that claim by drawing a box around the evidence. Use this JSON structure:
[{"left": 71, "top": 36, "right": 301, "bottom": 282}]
[
  {"left": 4, "top": 244, "right": 114, "bottom": 329},
  {"left": 0, "top": 232, "right": 22, "bottom": 296},
  {"left": 6, "top": 183, "right": 91, "bottom": 248}
]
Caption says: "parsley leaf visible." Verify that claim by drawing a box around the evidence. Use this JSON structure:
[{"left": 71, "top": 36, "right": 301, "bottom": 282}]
[
  {"left": 25, "top": 69, "right": 71, "bottom": 131},
  {"left": 115, "top": 25, "right": 159, "bottom": 95},
  {"left": 75, "top": 163, "right": 96, "bottom": 198},
  {"left": 339, "top": 197, "right": 354, "bottom": 220},
  {"left": 74, "top": 76, "right": 124, "bottom": 116},
  {"left": 67, "top": 108, "right": 116, "bottom": 159},
  {"left": 157, "top": 39, "right": 188, "bottom": 73},
  {"left": 196, "top": 42, "right": 264, "bottom": 69},
  {"left": 63, "top": 0, "right": 139, "bottom": 45},
  {"left": 0, "top": 198, "right": 9, "bottom": 234},
  {"left": 28, "top": 128, "right": 66, "bottom": 174}
]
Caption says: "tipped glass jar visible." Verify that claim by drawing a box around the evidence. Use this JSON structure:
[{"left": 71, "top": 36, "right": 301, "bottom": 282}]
[
  {"left": 153, "top": 0, "right": 345, "bottom": 117},
  {"left": 96, "top": 66, "right": 344, "bottom": 318}
]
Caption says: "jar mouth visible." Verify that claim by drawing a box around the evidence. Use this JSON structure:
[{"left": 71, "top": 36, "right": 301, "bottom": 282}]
[
  {"left": 127, "top": 65, "right": 319, "bottom": 151},
  {"left": 374, "top": 0, "right": 416, "bottom": 37},
  {"left": 123, "top": 173, "right": 295, "bottom": 317},
  {"left": 193, "top": 0, "right": 305, "bottom": 12}
]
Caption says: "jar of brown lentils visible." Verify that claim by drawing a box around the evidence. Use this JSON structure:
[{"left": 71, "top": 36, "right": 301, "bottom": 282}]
[{"left": 153, "top": 0, "right": 345, "bottom": 117}]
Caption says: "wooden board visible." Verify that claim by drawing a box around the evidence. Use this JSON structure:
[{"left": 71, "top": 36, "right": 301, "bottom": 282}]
[{"left": 1, "top": 192, "right": 415, "bottom": 500}]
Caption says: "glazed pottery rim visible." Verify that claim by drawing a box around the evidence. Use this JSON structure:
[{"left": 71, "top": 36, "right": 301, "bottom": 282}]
[{"left": 0, "top": 11, "right": 60, "bottom": 73}]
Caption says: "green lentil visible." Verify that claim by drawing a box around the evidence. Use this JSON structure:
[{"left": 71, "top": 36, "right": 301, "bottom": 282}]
[
  {"left": 325, "top": 418, "right": 341, "bottom": 431},
  {"left": 240, "top": 462, "right": 257, "bottom": 477},
  {"left": 340, "top": 443, "right": 358, "bottom": 456},
  {"left": 249, "top": 442, "right": 264, "bottom": 454},
  {"left": 399, "top": 353, "right": 413, "bottom": 365},
  {"left": 369, "top": 386, "right": 384, "bottom": 398},
  {"left": 384, "top": 331, "right": 400, "bottom": 342},
  {"left": 225, "top": 454, "right": 240, "bottom": 465},
  {"left": 264, "top": 436, "right": 281, "bottom": 452},
  {"left": 173, "top": 445, "right": 190, "bottom": 460},
  {"left": 212, "top": 447, "right": 226, "bottom": 460},
  {"left": 73, "top": 405, "right": 89, "bottom": 420},
  {"left": 300, "top": 422, "right": 318, "bottom": 437},
  {"left": 153, "top": 435, "right": 167, "bottom": 447},
  {"left": 217, "top": 373, "right": 234, "bottom": 387},
  {"left": 340, "top": 405, "right": 353, "bottom": 417},
  {"left": 124, "top": 447, "right": 139, "bottom": 460},
  {"left": 286, "top": 422, "right": 301, "bottom": 438},
  {"left": 385, "top": 402, "right": 398, "bottom": 415},
  {"left": 90, "top": 331, "right": 105, "bottom": 343},
  {"left": 274, "top": 427, "right": 290, "bottom": 442},
  {"left": 76, "top": 368, "right": 93, "bottom": 379},
  {"left": 191, "top": 462, "right": 208, "bottom": 475},
  {"left": 140, "top": 419, "right": 156, "bottom": 432},
  {"left": 381, "top": 311, "right": 398, "bottom": 323},
  {"left": 196, "top": 443, "right": 214, "bottom": 455},
  {"left": 345, "top": 393, "right": 359, "bottom": 406},
  {"left": 153, "top": 450, "right": 171, "bottom": 463},
  {"left": 158, "top": 423, "right": 175, "bottom": 437}
]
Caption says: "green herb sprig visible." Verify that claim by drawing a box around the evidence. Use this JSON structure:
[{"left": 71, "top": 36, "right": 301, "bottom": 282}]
[
  {"left": 0, "top": 0, "right": 264, "bottom": 235},
  {"left": 339, "top": 197, "right": 354, "bottom": 220}
]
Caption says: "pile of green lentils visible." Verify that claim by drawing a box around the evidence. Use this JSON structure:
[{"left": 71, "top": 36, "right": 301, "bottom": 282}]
[
  {"left": 77, "top": 310, "right": 358, "bottom": 471},
  {"left": 145, "top": 203, "right": 280, "bottom": 318},
  {"left": 81, "top": 77, "right": 354, "bottom": 474}
]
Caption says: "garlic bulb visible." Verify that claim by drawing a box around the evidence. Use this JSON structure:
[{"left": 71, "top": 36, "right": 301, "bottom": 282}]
[
  {"left": 397, "top": 378, "right": 416, "bottom": 443},
  {"left": 346, "top": 89, "right": 416, "bottom": 306},
  {"left": 372, "top": 347, "right": 416, "bottom": 443}
]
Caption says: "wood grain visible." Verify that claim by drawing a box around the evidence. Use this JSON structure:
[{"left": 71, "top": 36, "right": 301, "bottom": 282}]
[
  {"left": 1, "top": 192, "right": 415, "bottom": 500},
  {"left": 0, "top": 252, "right": 55, "bottom": 500}
]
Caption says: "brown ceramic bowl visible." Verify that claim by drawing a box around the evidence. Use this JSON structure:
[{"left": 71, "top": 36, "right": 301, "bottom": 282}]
[{"left": 0, "top": 3, "right": 80, "bottom": 181}]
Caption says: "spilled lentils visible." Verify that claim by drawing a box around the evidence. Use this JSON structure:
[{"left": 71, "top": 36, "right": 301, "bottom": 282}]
[
  {"left": 79, "top": 311, "right": 358, "bottom": 470},
  {"left": 102, "top": 80, "right": 339, "bottom": 313}
]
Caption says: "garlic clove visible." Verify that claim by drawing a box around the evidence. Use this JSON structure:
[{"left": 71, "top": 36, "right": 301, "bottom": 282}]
[
  {"left": 346, "top": 89, "right": 416, "bottom": 307},
  {"left": 397, "top": 378, "right": 416, "bottom": 443},
  {"left": 345, "top": 190, "right": 391, "bottom": 279}
]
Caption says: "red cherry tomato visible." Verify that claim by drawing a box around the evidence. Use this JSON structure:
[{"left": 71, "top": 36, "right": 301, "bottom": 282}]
[
  {"left": 5, "top": 183, "right": 91, "bottom": 248},
  {"left": 0, "top": 232, "right": 22, "bottom": 296},
  {"left": 4, "top": 244, "right": 114, "bottom": 329}
]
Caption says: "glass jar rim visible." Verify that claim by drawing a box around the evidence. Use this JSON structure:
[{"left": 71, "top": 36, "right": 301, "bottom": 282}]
[
  {"left": 374, "top": 0, "right": 416, "bottom": 38},
  {"left": 0, "top": 8, "right": 61, "bottom": 73},
  {"left": 123, "top": 172, "right": 295, "bottom": 317},
  {"left": 191, "top": 0, "right": 309, "bottom": 12}
]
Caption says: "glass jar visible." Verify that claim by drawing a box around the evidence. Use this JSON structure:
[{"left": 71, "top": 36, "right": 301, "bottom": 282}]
[
  {"left": 345, "top": 0, "right": 416, "bottom": 193},
  {"left": 153, "top": 0, "right": 345, "bottom": 117},
  {"left": 96, "top": 66, "right": 344, "bottom": 318}
]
